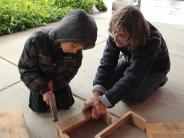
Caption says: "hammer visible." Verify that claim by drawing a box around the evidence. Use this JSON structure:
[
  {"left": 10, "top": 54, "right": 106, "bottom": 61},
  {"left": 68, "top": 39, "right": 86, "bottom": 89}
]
[{"left": 48, "top": 80, "right": 58, "bottom": 122}]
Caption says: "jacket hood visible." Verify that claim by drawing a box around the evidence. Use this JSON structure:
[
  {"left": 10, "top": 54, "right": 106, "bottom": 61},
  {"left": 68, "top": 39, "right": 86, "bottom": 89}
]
[{"left": 49, "top": 9, "right": 97, "bottom": 49}]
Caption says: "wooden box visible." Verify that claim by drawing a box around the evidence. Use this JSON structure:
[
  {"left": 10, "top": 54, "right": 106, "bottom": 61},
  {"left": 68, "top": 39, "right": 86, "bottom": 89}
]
[{"left": 56, "top": 110, "right": 112, "bottom": 138}]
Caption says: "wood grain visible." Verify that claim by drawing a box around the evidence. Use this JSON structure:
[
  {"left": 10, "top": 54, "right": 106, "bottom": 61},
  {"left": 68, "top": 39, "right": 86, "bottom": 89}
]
[
  {"left": 0, "top": 108, "right": 29, "bottom": 138},
  {"left": 146, "top": 122, "right": 184, "bottom": 138}
]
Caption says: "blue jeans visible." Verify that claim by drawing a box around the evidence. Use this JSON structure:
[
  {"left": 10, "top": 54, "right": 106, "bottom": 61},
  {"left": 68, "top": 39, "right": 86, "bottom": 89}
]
[{"left": 105, "top": 55, "right": 167, "bottom": 105}]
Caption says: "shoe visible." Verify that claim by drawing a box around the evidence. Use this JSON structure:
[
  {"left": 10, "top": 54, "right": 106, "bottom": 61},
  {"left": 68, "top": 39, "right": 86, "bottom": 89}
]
[{"left": 159, "top": 76, "right": 168, "bottom": 87}]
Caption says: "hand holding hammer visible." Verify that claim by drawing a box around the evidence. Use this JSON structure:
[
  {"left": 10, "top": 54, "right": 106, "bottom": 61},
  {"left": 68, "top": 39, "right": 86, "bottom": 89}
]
[{"left": 43, "top": 80, "right": 58, "bottom": 122}]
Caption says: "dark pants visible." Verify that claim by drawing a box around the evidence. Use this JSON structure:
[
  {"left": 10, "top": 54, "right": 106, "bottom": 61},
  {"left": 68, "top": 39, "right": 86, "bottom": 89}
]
[
  {"left": 29, "top": 85, "right": 74, "bottom": 112},
  {"left": 105, "top": 56, "right": 167, "bottom": 105}
]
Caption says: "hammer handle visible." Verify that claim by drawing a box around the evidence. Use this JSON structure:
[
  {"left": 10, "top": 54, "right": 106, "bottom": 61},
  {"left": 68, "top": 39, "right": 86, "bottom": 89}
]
[
  {"left": 48, "top": 93, "right": 58, "bottom": 122},
  {"left": 48, "top": 80, "right": 58, "bottom": 122}
]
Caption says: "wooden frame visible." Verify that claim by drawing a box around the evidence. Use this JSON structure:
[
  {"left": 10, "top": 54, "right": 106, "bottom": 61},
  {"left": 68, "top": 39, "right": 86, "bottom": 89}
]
[
  {"left": 56, "top": 110, "right": 184, "bottom": 138},
  {"left": 95, "top": 111, "right": 146, "bottom": 138},
  {"left": 56, "top": 110, "right": 112, "bottom": 138}
]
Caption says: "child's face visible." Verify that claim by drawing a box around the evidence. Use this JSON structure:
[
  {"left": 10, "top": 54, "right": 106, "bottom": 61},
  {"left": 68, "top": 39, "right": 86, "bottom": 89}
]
[{"left": 59, "top": 42, "right": 84, "bottom": 54}]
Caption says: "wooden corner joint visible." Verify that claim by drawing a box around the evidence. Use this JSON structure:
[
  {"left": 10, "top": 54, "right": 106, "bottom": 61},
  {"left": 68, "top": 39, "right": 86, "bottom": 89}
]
[
  {"left": 56, "top": 110, "right": 112, "bottom": 138},
  {"left": 95, "top": 111, "right": 146, "bottom": 138}
]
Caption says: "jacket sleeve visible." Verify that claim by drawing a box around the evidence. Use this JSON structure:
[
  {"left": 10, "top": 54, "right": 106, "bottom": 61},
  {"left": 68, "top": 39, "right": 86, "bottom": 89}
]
[
  {"left": 93, "top": 37, "right": 120, "bottom": 87},
  {"left": 105, "top": 36, "right": 161, "bottom": 106},
  {"left": 18, "top": 37, "right": 49, "bottom": 95}
]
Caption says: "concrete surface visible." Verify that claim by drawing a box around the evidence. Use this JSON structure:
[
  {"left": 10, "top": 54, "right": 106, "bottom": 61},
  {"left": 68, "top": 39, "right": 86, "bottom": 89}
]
[{"left": 0, "top": 0, "right": 184, "bottom": 137}]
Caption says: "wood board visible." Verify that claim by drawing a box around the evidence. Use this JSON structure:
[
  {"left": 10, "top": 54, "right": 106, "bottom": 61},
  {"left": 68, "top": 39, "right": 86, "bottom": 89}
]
[
  {"left": 146, "top": 122, "right": 184, "bottom": 138},
  {"left": 0, "top": 108, "right": 29, "bottom": 138}
]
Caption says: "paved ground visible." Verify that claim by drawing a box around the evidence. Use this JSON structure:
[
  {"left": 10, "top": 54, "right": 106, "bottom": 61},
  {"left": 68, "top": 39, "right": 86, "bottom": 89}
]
[{"left": 0, "top": 0, "right": 184, "bottom": 138}]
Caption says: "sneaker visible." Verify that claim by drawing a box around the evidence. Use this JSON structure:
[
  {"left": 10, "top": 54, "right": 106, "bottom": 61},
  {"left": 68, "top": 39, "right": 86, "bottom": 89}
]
[{"left": 159, "top": 76, "right": 168, "bottom": 87}]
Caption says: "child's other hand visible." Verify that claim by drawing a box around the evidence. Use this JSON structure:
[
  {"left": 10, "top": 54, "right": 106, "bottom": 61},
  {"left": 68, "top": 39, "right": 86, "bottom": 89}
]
[
  {"left": 43, "top": 80, "right": 54, "bottom": 105},
  {"left": 82, "top": 97, "right": 96, "bottom": 112},
  {"left": 82, "top": 91, "right": 107, "bottom": 119},
  {"left": 92, "top": 91, "right": 106, "bottom": 119},
  {"left": 92, "top": 100, "right": 106, "bottom": 119}
]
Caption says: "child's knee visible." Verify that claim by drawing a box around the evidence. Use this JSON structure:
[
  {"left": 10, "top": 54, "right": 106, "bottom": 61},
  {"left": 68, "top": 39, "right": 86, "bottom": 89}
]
[
  {"left": 29, "top": 92, "right": 49, "bottom": 113},
  {"left": 29, "top": 102, "right": 49, "bottom": 113}
]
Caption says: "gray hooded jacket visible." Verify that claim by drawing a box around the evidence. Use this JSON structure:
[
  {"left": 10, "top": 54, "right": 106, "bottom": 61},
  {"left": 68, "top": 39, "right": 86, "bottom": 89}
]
[{"left": 18, "top": 9, "right": 97, "bottom": 95}]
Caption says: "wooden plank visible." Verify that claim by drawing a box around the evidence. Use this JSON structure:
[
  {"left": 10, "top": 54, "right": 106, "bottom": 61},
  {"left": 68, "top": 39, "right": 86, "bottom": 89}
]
[
  {"left": 95, "top": 111, "right": 132, "bottom": 138},
  {"left": 57, "top": 110, "right": 92, "bottom": 134},
  {"left": 146, "top": 123, "right": 184, "bottom": 132},
  {"left": 146, "top": 123, "right": 184, "bottom": 138},
  {"left": 0, "top": 108, "right": 29, "bottom": 138},
  {"left": 149, "top": 132, "right": 184, "bottom": 138},
  {"left": 58, "top": 131, "right": 70, "bottom": 138},
  {"left": 130, "top": 112, "right": 146, "bottom": 131},
  {"left": 95, "top": 111, "right": 146, "bottom": 138},
  {"left": 102, "top": 112, "right": 112, "bottom": 125}
]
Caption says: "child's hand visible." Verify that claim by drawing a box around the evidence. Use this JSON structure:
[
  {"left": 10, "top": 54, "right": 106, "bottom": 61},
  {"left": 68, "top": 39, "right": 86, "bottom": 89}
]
[
  {"left": 82, "top": 91, "right": 100, "bottom": 111},
  {"left": 92, "top": 91, "right": 106, "bottom": 119},
  {"left": 43, "top": 80, "right": 54, "bottom": 105},
  {"left": 82, "top": 91, "right": 107, "bottom": 119},
  {"left": 92, "top": 100, "right": 106, "bottom": 119},
  {"left": 43, "top": 91, "right": 53, "bottom": 105},
  {"left": 82, "top": 97, "right": 96, "bottom": 111}
]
